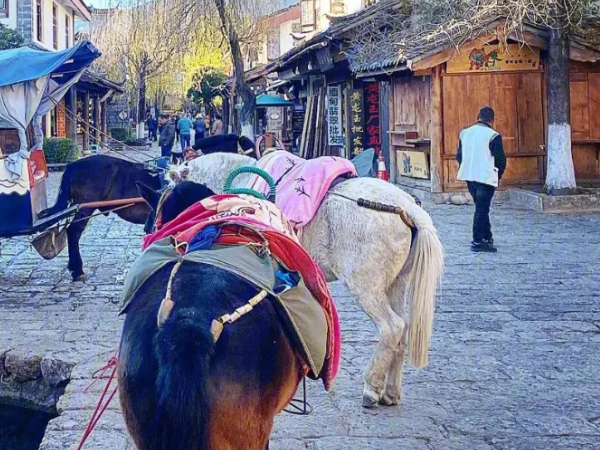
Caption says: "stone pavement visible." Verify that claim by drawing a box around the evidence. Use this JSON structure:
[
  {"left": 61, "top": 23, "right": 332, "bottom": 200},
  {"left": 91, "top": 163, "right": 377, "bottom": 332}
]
[{"left": 0, "top": 169, "right": 599, "bottom": 450}]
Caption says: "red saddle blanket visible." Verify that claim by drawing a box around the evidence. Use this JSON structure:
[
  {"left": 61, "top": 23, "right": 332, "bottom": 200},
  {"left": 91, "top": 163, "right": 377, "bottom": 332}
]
[{"left": 143, "top": 194, "right": 340, "bottom": 389}]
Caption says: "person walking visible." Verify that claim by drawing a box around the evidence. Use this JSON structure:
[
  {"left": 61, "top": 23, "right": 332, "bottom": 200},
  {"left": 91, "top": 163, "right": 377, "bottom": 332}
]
[
  {"left": 174, "top": 113, "right": 181, "bottom": 144},
  {"left": 158, "top": 114, "right": 176, "bottom": 160},
  {"left": 456, "top": 106, "right": 507, "bottom": 253},
  {"left": 146, "top": 115, "right": 157, "bottom": 142},
  {"left": 211, "top": 113, "right": 223, "bottom": 136},
  {"left": 177, "top": 113, "right": 193, "bottom": 152},
  {"left": 194, "top": 113, "right": 206, "bottom": 143}
]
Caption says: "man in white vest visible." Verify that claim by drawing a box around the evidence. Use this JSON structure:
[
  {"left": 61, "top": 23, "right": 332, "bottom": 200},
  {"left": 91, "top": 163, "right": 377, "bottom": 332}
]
[{"left": 457, "top": 106, "right": 507, "bottom": 253}]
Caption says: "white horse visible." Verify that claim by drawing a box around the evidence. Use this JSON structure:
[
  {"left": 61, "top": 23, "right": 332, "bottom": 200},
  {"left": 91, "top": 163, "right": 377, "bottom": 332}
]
[{"left": 168, "top": 153, "right": 444, "bottom": 407}]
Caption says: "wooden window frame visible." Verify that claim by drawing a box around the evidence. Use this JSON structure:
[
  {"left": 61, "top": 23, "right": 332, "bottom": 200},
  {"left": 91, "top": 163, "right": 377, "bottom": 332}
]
[
  {"left": 65, "top": 14, "right": 70, "bottom": 47},
  {"left": 0, "top": 0, "right": 8, "bottom": 18},
  {"left": 52, "top": 3, "right": 58, "bottom": 50},
  {"left": 36, "top": 0, "right": 43, "bottom": 43}
]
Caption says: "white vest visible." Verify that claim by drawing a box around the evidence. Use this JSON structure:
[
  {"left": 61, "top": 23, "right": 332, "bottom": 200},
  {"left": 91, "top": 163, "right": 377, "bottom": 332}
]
[{"left": 457, "top": 123, "right": 500, "bottom": 187}]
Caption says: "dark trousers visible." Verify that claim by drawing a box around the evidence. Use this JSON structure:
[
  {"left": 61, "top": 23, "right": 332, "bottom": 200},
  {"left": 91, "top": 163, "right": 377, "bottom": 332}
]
[
  {"left": 180, "top": 133, "right": 191, "bottom": 151},
  {"left": 467, "top": 181, "right": 496, "bottom": 243},
  {"left": 149, "top": 128, "right": 157, "bottom": 141},
  {"left": 160, "top": 145, "right": 172, "bottom": 158},
  {"left": 194, "top": 131, "right": 204, "bottom": 144}
]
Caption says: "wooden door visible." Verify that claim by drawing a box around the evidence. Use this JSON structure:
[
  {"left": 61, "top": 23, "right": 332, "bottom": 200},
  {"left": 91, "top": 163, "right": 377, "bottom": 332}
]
[{"left": 442, "top": 71, "right": 544, "bottom": 190}]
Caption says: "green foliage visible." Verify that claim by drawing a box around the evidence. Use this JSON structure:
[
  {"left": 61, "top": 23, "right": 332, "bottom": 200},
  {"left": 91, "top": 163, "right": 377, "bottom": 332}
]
[
  {"left": 110, "top": 127, "right": 130, "bottom": 142},
  {"left": 43, "top": 138, "right": 79, "bottom": 164},
  {"left": 123, "top": 137, "right": 147, "bottom": 147},
  {"left": 0, "top": 24, "right": 24, "bottom": 50},
  {"left": 187, "top": 70, "right": 227, "bottom": 108}
]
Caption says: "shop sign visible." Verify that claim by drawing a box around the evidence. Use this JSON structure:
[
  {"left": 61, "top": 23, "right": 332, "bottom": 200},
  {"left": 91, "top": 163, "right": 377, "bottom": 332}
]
[
  {"left": 397, "top": 150, "right": 429, "bottom": 179},
  {"left": 447, "top": 44, "right": 540, "bottom": 74},
  {"left": 363, "top": 82, "right": 380, "bottom": 155},
  {"left": 348, "top": 88, "right": 364, "bottom": 155},
  {"left": 327, "top": 85, "right": 343, "bottom": 146}
]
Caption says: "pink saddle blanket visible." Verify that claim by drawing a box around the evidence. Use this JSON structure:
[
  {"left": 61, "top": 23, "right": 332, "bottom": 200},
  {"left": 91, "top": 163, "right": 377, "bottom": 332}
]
[{"left": 248, "top": 151, "right": 357, "bottom": 229}]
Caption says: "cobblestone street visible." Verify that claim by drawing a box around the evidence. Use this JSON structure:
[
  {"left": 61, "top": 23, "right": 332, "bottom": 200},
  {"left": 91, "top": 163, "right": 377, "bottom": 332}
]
[{"left": 1, "top": 168, "right": 599, "bottom": 450}]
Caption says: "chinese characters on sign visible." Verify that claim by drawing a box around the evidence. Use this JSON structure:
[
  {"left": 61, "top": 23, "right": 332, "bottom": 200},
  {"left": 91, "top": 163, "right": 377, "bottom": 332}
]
[
  {"left": 364, "top": 82, "right": 381, "bottom": 155},
  {"left": 348, "top": 88, "right": 364, "bottom": 156},
  {"left": 327, "top": 85, "right": 344, "bottom": 146},
  {"left": 398, "top": 150, "right": 430, "bottom": 179}
]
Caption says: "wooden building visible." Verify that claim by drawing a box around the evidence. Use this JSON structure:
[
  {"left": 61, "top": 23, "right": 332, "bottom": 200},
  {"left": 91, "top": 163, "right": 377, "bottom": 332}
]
[{"left": 355, "top": 18, "right": 600, "bottom": 194}]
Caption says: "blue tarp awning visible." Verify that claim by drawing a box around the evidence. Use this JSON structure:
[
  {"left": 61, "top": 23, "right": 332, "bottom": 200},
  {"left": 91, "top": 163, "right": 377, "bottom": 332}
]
[
  {"left": 0, "top": 40, "right": 101, "bottom": 88},
  {"left": 256, "top": 93, "right": 293, "bottom": 107}
]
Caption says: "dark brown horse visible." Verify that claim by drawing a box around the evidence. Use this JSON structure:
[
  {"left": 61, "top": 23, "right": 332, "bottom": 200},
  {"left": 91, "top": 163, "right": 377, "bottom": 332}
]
[
  {"left": 118, "top": 181, "right": 303, "bottom": 450},
  {"left": 40, "top": 155, "right": 162, "bottom": 281}
]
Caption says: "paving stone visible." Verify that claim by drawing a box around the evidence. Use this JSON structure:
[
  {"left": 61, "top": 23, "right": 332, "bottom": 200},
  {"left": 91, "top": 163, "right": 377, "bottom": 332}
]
[{"left": 1, "top": 164, "right": 600, "bottom": 449}]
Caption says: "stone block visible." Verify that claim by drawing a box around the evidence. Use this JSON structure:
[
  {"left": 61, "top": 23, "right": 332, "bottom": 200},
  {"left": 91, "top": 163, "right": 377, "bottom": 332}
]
[{"left": 4, "top": 350, "right": 42, "bottom": 381}]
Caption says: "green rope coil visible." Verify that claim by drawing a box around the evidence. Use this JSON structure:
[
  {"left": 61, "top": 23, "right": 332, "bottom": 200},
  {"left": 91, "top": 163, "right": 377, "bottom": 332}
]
[{"left": 224, "top": 166, "right": 276, "bottom": 202}]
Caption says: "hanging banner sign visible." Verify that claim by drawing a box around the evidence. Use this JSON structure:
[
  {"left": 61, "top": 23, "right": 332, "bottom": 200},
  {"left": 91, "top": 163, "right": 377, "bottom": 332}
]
[
  {"left": 327, "top": 85, "right": 343, "bottom": 146},
  {"left": 348, "top": 88, "right": 364, "bottom": 156},
  {"left": 447, "top": 44, "right": 541, "bottom": 74},
  {"left": 363, "top": 82, "right": 381, "bottom": 155}
]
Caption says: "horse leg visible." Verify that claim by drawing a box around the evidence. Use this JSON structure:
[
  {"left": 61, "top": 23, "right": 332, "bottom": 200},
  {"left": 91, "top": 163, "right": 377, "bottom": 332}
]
[
  {"left": 347, "top": 279, "right": 406, "bottom": 408},
  {"left": 67, "top": 211, "right": 92, "bottom": 282},
  {"left": 379, "top": 276, "right": 409, "bottom": 406}
]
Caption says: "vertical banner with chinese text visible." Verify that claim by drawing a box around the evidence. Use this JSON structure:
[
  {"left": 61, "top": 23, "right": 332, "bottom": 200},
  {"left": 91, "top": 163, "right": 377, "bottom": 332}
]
[
  {"left": 364, "top": 82, "right": 381, "bottom": 155},
  {"left": 327, "top": 85, "right": 343, "bottom": 146},
  {"left": 348, "top": 88, "right": 364, "bottom": 156}
]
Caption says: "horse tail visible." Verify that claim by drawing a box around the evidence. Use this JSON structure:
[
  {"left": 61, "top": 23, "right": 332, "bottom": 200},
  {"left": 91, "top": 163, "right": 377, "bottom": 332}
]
[
  {"left": 403, "top": 203, "right": 444, "bottom": 368},
  {"left": 153, "top": 304, "right": 215, "bottom": 449},
  {"left": 38, "top": 163, "right": 73, "bottom": 218}
]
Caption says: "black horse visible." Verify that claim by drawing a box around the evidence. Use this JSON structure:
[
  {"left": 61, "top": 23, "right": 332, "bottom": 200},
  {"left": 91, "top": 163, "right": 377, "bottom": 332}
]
[
  {"left": 118, "top": 181, "right": 303, "bottom": 450},
  {"left": 40, "top": 155, "right": 162, "bottom": 281},
  {"left": 193, "top": 134, "right": 257, "bottom": 158}
]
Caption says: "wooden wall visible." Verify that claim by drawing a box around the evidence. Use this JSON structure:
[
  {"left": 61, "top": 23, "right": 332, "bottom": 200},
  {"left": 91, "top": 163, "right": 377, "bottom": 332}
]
[
  {"left": 390, "top": 75, "right": 431, "bottom": 137},
  {"left": 569, "top": 61, "right": 600, "bottom": 181},
  {"left": 441, "top": 71, "right": 545, "bottom": 191}
]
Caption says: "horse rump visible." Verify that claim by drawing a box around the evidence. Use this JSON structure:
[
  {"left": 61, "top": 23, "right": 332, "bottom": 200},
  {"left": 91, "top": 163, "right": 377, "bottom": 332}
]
[{"left": 193, "top": 134, "right": 256, "bottom": 158}]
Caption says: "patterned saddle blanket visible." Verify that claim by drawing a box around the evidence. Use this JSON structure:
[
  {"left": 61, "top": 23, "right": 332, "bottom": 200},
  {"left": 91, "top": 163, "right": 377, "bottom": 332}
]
[
  {"left": 248, "top": 151, "right": 358, "bottom": 230},
  {"left": 130, "top": 194, "right": 340, "bottom": 389}
]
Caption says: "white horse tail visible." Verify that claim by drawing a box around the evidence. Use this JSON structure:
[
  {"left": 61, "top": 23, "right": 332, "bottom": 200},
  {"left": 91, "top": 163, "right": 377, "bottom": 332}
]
[{"left": 403, "top": 204, "right": 444, "bottom": 368}]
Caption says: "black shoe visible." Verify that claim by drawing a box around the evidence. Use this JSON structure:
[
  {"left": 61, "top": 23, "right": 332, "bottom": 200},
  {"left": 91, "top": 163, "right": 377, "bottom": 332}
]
[{"left": 471, "top": 241, "right": 498, "bottom": 253}]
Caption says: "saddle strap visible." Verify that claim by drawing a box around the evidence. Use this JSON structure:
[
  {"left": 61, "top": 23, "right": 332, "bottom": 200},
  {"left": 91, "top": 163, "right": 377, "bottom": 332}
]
[
  {"left": 157, "top": 259, "right": 184, "bottom": 328},
  {"left": 210, "top": 290, "right": 268, "bottom": 342}
]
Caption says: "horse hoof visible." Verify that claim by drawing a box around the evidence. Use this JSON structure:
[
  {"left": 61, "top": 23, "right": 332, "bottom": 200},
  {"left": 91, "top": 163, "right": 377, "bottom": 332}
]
[
  {"left": 362, "top": 394, "right": 378, "bottom": 409},
  {"left": 72, "top": 274, "right": 88, "bottom": 282},
  {"left": 378, "top": 394, "right": 399, "bottom": 407}
]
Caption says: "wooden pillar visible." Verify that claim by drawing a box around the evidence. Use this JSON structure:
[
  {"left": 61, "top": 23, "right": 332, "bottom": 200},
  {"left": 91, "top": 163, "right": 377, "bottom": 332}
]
[
  {"left": 82, "top": 92, "right": 91, "bottom": 156},
  {"left": 430, "top": 65, "right": 444, "bottom": 193},
  {"left": 101, "top": 100, "right": 108, "bottom": 147},
  {"left": 388, "top": 78, "right": 397, "bottom": 183},
  {"left": 69, "top": 88, "right": 77, "bottom": 143},
  {"left": 93, "top": 95, "right": 101, "bottom": 146}
]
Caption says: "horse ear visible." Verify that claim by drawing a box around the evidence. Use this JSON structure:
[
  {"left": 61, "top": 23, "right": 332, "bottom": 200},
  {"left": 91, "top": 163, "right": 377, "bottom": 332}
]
[{"left": 137, "top": 182, "right": 160, "bottom": 210}]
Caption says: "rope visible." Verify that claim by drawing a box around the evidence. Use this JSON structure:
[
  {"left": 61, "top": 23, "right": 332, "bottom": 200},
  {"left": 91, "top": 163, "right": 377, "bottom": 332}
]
[
  {"left": 330, "top": 192, "right": 416, "bottom": 229},
  {"left": 209, "top": 290, "right": 269, "bottom": 342},
  {"left": 76, "top": 353, "right": 119, "bottom": 450},
  {"left": 157, "top": 260, "right": 184, "bottom": 328}
]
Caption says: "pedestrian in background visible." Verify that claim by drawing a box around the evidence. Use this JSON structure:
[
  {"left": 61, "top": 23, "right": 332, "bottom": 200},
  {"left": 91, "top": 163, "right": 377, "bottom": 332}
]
[
  {"left": 146, "top": 115, "right": 157, "bottom": 142},
  {"left": 194, "top": 113, "right": 206, "bottom": 143},
  {"left": 174, "top": 113, "right": 181, "bottom": 143},
  {"left": 211, "top": 113, "right": 223, "bottom": 136},
  {"left": 177, "top": 113, "right": 193, "bottom": 151},
  {"left": 158, "top": 114, "right": 175, "bottom": 160},
  {"left": 456, "top": 106, "right": 507, "bottom": 253}
]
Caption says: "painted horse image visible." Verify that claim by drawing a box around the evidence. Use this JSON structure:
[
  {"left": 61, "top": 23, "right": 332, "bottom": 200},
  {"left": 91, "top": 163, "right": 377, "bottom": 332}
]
[
  {"left": 469, "top": 48, "right": 502, "bottom": 70},
  {"left": 118, "top": 181, "right": 337, "bottom": 449},
  {"left": 170, "top": 152, "right": 445, "bottom": 408}
]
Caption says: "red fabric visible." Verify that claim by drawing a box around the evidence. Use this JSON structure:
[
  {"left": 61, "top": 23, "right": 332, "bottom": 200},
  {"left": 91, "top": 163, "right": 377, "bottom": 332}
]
[{"left": 143, "top": 196, "right": 340, "bottom": 390}]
